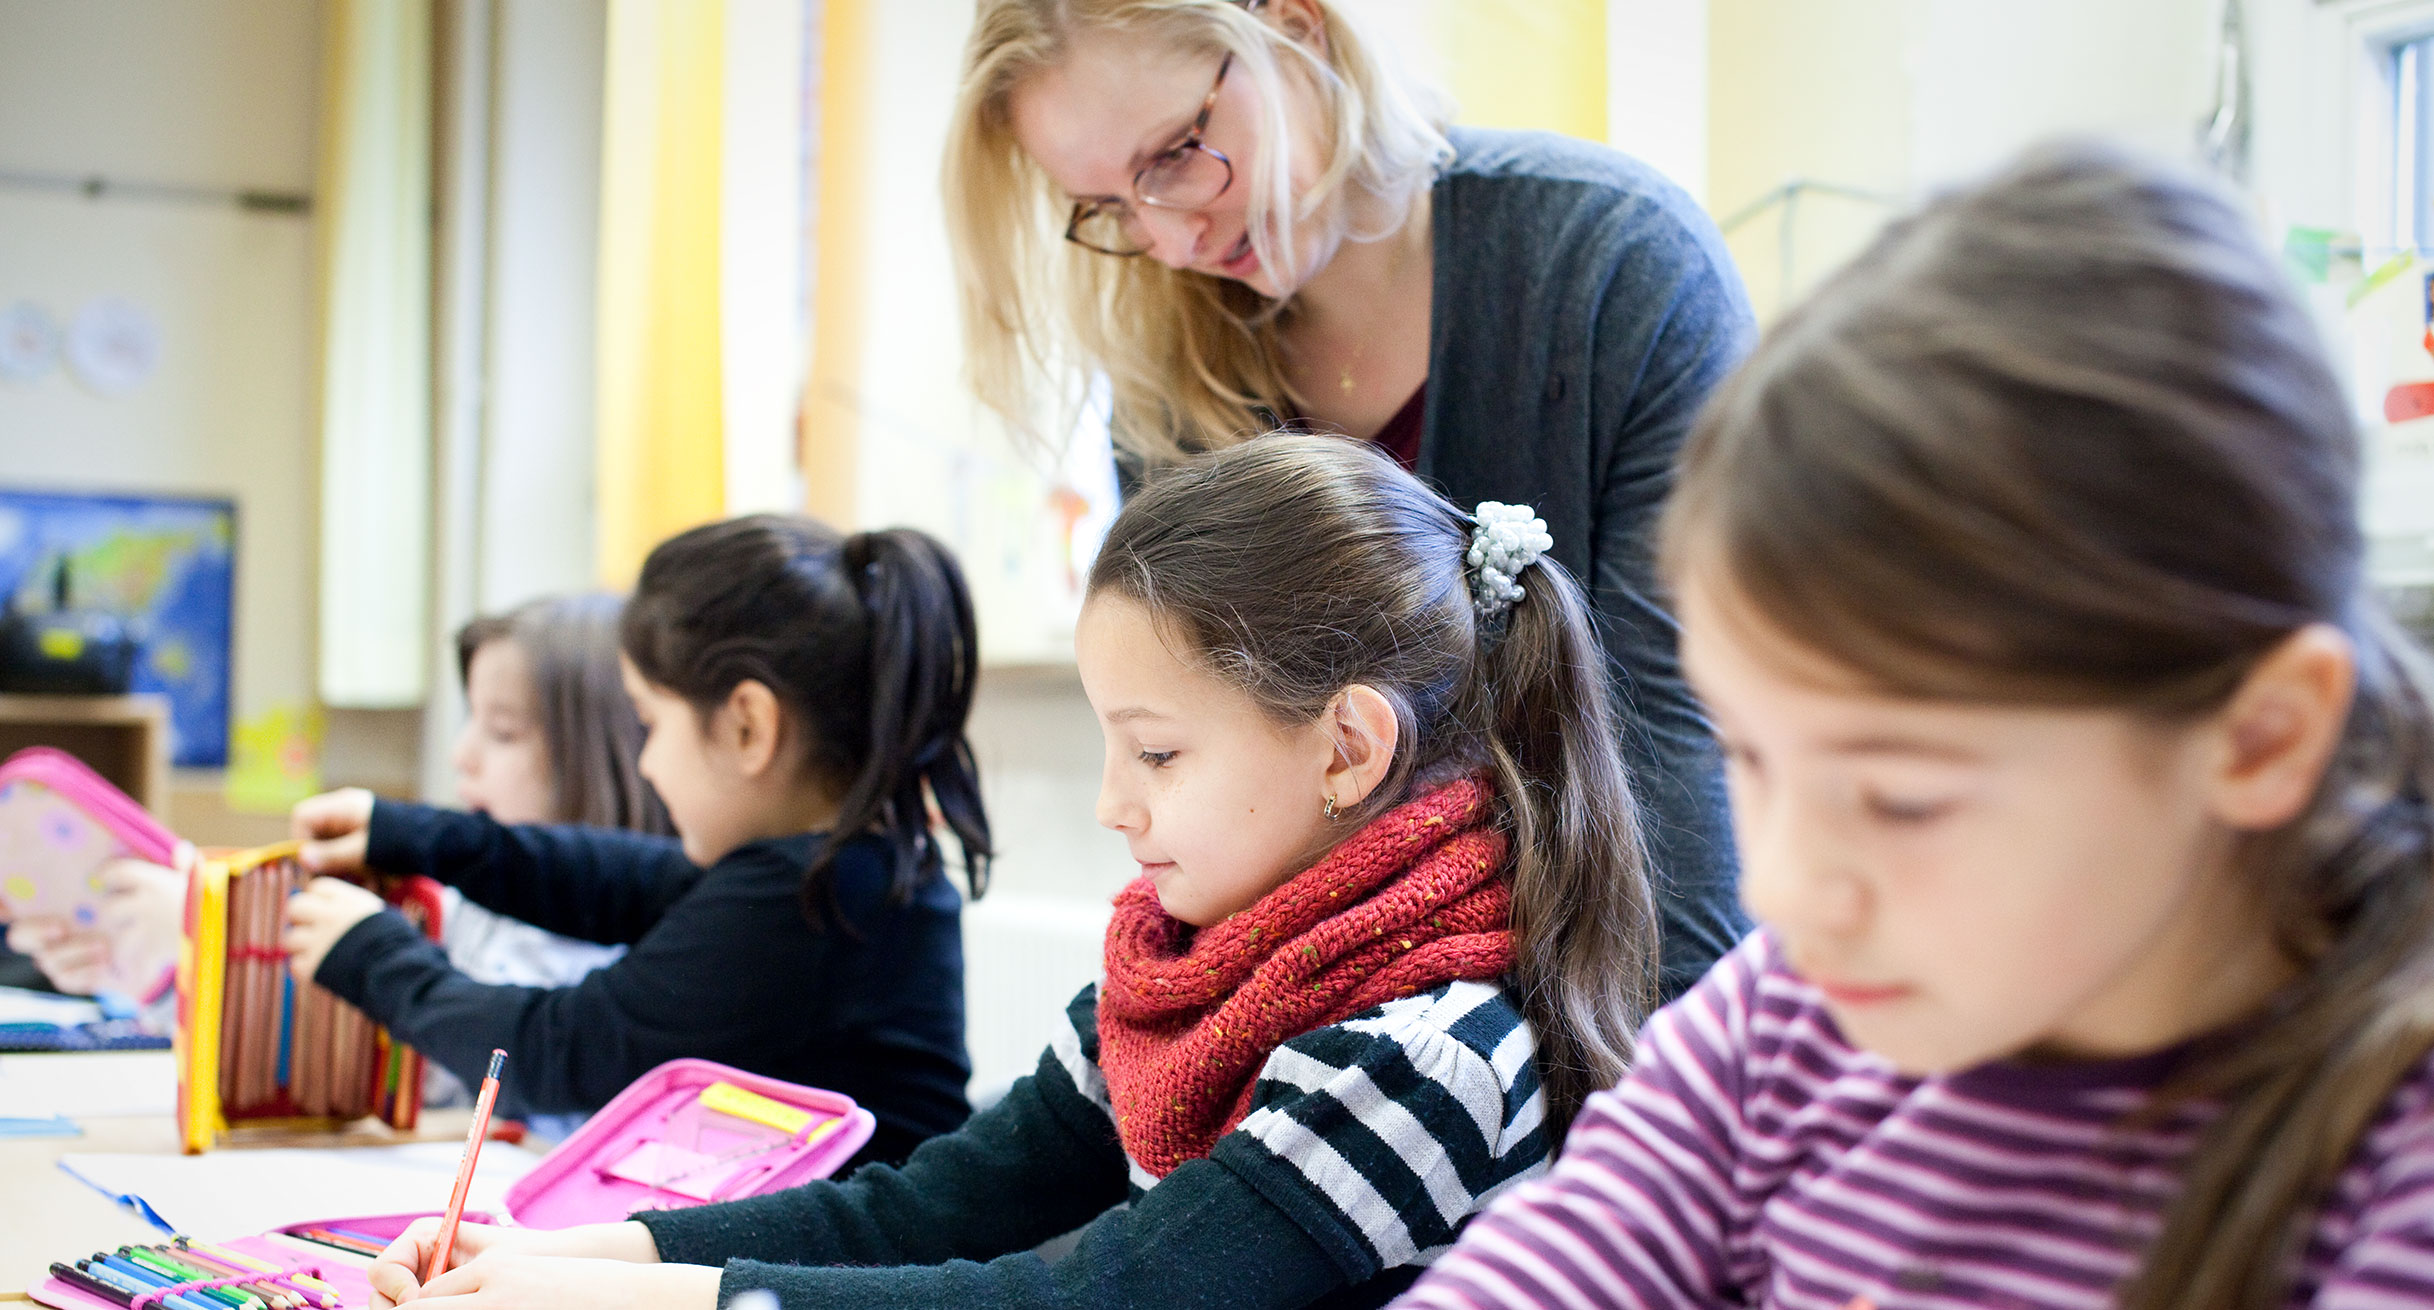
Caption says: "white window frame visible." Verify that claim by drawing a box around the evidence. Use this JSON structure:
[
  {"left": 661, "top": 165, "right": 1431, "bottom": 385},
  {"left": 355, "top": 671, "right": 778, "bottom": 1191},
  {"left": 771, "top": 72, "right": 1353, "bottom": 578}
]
[
  {"left": 2346, "top": 4, "right": 2434, "bottom": 254},
  {"left": 2255, "top": 0, "right": 2434, "bottom": 241}
]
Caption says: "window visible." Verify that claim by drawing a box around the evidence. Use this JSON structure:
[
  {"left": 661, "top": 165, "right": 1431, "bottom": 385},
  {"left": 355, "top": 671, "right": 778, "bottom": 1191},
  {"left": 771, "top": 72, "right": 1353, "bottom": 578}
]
[{"left": 2394, "top": 31, "right": 2432, "bottom": 251}]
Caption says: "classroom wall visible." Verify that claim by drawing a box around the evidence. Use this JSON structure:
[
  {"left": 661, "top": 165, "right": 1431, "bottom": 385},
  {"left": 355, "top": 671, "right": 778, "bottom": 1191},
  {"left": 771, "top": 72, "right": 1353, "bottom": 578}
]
[
  {"left": 1707, "top": 0, "right": 2217, "bottom": 318},
  {"left": 1608, "top": 0, "right": 1709, "bottom": 203},
  {"left": 1706, "top": 0, "right": 1909, "bottom": 318},
  {"left": 479, "top": 0, "right": 611, "bottom": 616},
  {"left": 0, "top": 0, "right": 341, "bottom": 813}
]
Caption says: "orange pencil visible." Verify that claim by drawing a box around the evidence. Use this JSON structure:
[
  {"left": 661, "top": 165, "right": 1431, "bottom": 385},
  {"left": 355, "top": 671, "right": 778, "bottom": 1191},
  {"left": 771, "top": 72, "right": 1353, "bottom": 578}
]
[{"left": 427, "top": 1049, "right": 507, "bottom": 1281}]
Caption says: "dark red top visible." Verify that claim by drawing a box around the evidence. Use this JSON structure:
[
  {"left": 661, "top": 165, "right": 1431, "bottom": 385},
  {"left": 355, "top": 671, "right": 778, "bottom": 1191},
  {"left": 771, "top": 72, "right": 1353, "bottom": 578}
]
[{"left": 1366, "top": 384, "right": 1426, "bottom": 471}]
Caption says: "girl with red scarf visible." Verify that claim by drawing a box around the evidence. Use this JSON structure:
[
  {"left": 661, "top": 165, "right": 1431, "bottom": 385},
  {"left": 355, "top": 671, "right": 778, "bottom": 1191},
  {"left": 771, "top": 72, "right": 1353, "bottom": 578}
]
[{"left": 365, "top": 435, "right": 1663, "bottom": 1310}]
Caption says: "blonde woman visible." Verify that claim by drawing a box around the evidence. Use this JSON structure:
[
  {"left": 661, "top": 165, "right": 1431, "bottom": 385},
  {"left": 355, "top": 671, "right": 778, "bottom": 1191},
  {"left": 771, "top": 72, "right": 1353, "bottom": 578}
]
[{"left": 946, "top": 0, "right": 1754, "bottom": 998}]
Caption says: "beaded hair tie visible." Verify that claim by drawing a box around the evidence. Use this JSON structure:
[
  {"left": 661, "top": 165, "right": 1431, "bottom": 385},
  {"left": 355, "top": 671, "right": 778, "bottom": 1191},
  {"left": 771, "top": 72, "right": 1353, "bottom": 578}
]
[{"left": 1465, "top": 501, "right": 1552, "bottom": 626}]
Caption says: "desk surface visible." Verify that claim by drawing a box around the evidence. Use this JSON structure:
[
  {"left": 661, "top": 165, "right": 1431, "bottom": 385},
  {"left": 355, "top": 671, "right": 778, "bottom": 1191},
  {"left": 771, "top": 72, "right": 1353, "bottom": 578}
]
[{"left": 0, "top": 1110, "right": 479, "bottom": 1297}]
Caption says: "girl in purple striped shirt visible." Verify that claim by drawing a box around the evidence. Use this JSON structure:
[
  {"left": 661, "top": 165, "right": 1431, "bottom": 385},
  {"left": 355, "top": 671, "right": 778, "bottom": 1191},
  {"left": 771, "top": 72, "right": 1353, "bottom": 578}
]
[{"left": 1399, "top": 145, "right": 2434, "bottom": 1310}]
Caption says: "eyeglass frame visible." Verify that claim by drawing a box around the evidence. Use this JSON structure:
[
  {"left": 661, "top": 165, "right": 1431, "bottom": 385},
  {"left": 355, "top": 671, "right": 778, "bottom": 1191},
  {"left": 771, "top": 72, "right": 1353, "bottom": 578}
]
[{"left": 1063, "top": 51, "right": 1237, "bottom": 257}]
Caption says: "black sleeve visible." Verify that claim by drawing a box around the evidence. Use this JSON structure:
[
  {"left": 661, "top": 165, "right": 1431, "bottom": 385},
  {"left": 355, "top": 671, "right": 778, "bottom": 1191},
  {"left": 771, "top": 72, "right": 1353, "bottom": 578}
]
[
  {"left": 640, "top": 1048, "right": 1352, "bottom": 1310},
  {"left": 638, "top": 1040, "right": 1128, "bottom": 1269},
  {"left": 316, "top": 859, "right": 826, "bottom": 1115},
  {"left": 707, "top": 1162, "right": 1352, "bottom": 1310},
  {"left": 363, "top": 800, "right": 698, "bottom": 946},
  {"left": 1586, "top": 225, "right": 1758, "bottom": 1002}
]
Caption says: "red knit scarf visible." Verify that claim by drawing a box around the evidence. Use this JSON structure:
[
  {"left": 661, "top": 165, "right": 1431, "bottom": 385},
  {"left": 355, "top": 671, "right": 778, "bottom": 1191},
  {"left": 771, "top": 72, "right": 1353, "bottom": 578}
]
[{"left": 1096, "top": 776, "right": 1516, "bottom": 1178}]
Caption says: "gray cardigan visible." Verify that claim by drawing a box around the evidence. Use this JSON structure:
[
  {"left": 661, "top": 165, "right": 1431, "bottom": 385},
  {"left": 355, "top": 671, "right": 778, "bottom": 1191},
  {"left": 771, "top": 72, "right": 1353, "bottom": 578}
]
[{"left": 1417, "top": 128, "right": 1754, "bottom": 1000}]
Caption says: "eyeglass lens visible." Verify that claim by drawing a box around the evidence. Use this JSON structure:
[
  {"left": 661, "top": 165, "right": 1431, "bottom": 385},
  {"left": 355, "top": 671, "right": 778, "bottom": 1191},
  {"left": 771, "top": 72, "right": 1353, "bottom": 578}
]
[{"left": 1071, "top": 150, "right": 1232, "bottom": 254}]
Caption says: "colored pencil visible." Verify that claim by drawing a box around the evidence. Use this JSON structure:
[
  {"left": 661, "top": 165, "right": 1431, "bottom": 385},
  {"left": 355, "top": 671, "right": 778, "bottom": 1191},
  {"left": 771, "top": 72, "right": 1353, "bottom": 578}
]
[
  {"left": 178, "top": 1239, "right": 340, "bottom": 1305},
  {"left": 427, "top": 1049, "right": 507, "bottom": 1280}
]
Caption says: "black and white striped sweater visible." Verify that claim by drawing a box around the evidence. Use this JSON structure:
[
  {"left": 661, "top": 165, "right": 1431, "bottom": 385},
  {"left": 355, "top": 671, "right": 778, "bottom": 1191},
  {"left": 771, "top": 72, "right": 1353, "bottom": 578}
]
[{"left": 636, "top": 979, "right": 1548, "bottom": 1309}]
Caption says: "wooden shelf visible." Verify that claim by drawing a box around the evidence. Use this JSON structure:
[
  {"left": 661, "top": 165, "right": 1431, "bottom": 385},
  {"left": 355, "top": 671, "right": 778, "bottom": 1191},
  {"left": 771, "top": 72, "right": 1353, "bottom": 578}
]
[{"left": 0, "top": 693, "right": 171, "bottom": 815}]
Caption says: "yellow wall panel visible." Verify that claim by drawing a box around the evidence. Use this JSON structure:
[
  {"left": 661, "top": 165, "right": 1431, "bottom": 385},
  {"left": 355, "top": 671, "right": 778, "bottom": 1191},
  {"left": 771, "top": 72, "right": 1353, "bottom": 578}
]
[
  {"left": 800, "top": 0, "right": 870, "bottom": 529},
  {"left": 1418, "top": 0, "right": 1608, "bottom": 141},
  {"left": 596, "top": 0, "right": 728, "bottom": 587}
]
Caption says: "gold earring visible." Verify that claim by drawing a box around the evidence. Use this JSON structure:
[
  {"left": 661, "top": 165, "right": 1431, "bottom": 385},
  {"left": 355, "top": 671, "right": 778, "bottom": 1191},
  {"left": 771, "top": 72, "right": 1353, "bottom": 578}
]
[{"left": 1323, "top": 792, "right": 1340, "bottom": 821}]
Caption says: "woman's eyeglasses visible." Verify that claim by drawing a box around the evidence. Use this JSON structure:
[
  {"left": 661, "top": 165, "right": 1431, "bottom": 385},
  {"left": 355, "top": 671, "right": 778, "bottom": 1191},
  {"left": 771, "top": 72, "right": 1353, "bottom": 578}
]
[{"left": 1064, "top": 52, "right": 1236, "bottom": 257}]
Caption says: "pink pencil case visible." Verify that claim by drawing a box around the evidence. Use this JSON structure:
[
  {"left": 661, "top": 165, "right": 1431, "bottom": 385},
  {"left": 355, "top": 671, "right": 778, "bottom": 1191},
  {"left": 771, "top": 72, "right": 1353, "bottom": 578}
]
[
  {"left": 0, "top": 746, "right": 183, "bottom": 927},
  {"left": 30, "top": 1058, "right": 876, "bottom": 1310}
]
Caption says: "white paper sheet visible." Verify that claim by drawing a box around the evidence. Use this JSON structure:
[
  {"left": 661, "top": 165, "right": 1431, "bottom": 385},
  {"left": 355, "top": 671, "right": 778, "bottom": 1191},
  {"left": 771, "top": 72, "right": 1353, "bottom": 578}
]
[
  {"left": 56, "top": 1139, "right": 546, "bottom": 1238},
  {"left": 0, "top": 985, "right": 106, "bottom": 1028},
  {"left": 0, "top": 1049, "right": 177, "bottom": 1119}
]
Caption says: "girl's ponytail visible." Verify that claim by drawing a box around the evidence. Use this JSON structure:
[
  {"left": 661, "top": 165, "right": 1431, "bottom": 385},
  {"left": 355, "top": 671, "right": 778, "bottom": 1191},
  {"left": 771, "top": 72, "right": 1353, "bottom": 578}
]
[
  {"left": 623, "top": 515, "right": 992, "bottom": 931},
  {"left": 819, "top": 529, "right": 994, "bottom": 920},
  {"left": 1469, "top": 556, "right": 1661, "bottom": 1139}
]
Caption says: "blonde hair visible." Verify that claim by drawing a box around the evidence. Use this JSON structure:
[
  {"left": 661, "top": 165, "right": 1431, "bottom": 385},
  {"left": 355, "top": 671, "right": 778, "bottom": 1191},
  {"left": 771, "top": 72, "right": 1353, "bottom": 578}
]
[{"left": 944, "top": 0, "right": 1450, "bottom": 462}]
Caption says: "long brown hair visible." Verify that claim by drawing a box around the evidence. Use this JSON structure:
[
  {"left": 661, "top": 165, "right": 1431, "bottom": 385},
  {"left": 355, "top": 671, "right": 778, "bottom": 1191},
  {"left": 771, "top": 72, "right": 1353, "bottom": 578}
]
[
  {"left": 620, "top": 516, "right": 993, "bottom": 924},
  {"left": 1091, "top": 434, "right": 1658, "bottom": 1138},
  {"left": 455, "top": 594, "right": 672, "bottom": 836},
  {"left": 1660, "top": 142, "right": 2434, "bottom": 1306},
  {"left": 944, "top": 0, "right": 1450, "bottom": 460}
]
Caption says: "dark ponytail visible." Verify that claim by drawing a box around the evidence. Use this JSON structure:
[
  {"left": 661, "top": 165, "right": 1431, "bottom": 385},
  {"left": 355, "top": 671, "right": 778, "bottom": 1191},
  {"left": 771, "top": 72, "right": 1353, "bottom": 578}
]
[
  {"left": 621, "top": 515, "right": 993, "bottom": 925},
  {"left": 1090, "top": 435, "right": 1659, "bottom": 1138},
  {"left": 1467, "top": 548, "right": 1659, "bottom": 1131},
  {"left": 836, "top": 529, "right": 994, "bottom": 905}
]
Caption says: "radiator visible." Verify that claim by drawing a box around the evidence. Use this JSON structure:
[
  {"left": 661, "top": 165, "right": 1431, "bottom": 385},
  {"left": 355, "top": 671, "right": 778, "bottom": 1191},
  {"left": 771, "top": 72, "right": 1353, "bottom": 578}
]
[{"left": 960, "top": 894, "right": 1112, "bottom": 1096}]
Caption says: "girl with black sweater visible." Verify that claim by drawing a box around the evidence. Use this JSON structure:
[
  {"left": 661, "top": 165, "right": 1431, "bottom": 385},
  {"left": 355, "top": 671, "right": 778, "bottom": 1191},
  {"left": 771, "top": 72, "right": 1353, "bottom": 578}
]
[
  {"left": 278, "top": 517, "right": 992, "bottom": 1168},
  {"left": 362, "top": 437, "right": 1662, "bottom": 1310}
]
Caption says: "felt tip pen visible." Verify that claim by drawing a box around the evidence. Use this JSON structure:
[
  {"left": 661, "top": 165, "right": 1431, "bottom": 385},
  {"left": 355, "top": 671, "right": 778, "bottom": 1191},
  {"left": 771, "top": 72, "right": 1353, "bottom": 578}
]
[
  {"left": 174, "top": 1240, "right": 341, "bottom": 1305},
  {"left": 155, "top": 1245, "right": 300, "bottom": 1308},
  {"left": 84, "top": 1255, "right": 219, "bottom": 1310},
  {"left": 117, "top": 1248, "right": 261, "bottom": 1310},
  {"left": 97, "top": 1253, "right": 226, "bottom": 1310},
  {"left": 49, "top": 1261, "right": 134, "bottom": 1307},
  {"left": 120, "top": 1246, "right": 270, "bottom": 1310},
  {"left": 118, "top": 1247, "right": 251, "bottom": 1303}
]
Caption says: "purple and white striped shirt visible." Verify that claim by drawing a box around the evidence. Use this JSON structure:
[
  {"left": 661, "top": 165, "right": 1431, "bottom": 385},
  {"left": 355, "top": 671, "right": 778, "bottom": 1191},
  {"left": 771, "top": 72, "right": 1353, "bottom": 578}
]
[{"left": 1396, "top": 933, "right": 2434, "bottom": 1309}]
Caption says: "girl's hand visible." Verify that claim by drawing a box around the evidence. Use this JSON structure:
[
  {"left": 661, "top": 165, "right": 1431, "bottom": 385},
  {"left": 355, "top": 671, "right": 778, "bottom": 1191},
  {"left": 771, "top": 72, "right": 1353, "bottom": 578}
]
[
  {"left": 281, "top": 876, "right": 388, "bottom": 983},
  {"left": 93, "top": 857, "right": 187, "bottom": 991},
  {"left": 393, "top": 1254, "right": 720, "bottom": 1310},
  {"left": 367, "top": 1220, "right": 666, "bottom": 1308},
  {"left": 292, "top": 787, "right": 377, "bottom": 875},
  {"left": 5, "top": 917, "right": 112, "bottom": 994},
  {"left": 4, "top": 858, "right": 186, "bottom": 995}
]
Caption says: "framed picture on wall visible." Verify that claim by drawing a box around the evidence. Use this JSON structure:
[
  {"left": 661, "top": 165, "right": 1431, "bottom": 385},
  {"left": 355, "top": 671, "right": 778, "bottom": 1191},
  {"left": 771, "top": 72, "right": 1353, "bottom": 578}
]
[{"left": 0, "top": 489, "right": 237, "bottom": 768}]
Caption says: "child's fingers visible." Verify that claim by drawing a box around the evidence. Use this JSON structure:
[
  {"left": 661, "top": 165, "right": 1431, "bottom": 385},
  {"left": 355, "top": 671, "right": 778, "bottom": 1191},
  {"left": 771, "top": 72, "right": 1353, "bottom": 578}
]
[
  {"left": 369, "top": 1218, "right": 445, "bottom": 1306},
  {"left": 298, "top": 829, "right": 370, "bottom": 875},
  {"left": 34, "top": 936, "right": 112, "bottom": 994},
  {"left": 411, "top": 1252, "right": 499, "bottom": 1301},
  {"left": 4, "top": 917, "right": 65, "bottom": 953},
  {"left": 367, "top": 1259, "right": 421, "bottom": 1309},
  {"left": 97, "top": 858, "right": 178, "bottom": 894},
  {"left": 290, "top": 787, "right": 375, "bottom": 844}
]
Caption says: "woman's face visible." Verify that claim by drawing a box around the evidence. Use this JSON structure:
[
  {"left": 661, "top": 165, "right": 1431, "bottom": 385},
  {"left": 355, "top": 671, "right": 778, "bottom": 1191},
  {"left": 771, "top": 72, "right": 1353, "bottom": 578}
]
[
  {"left": 454, "top": 638, "right": 558, "bottom": 825},
  {"left": 1009, "top": 22, "right": 1333, "bottom": 299}
]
